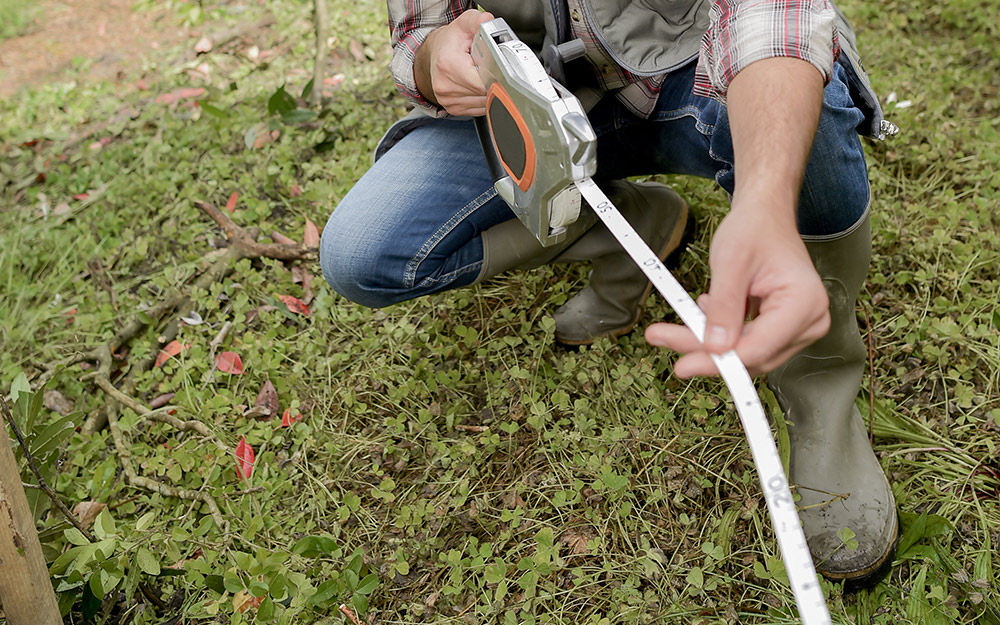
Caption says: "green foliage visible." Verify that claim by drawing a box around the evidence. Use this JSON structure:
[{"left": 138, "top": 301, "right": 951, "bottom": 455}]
[
  {"left": 0, "top": 0, "right": 38, "bottom": 40},
  {"left": 8, "top": 373, "right": 79, "bottom": 522},
  {"left": 1, "top": 0, "right": 999, "bottom": 622}
]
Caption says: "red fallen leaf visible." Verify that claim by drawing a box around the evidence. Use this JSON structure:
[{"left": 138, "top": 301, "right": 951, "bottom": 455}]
[
  {"left": 135, "top": 79, "right": 150, "bottom": 91},
  {"left": 271, "top": 231, "right": 297, "bottom": 245},
  {"left": 254, "top": 379, "right": 279, "bottom": 418},
  {"left": 225, "top": 192, "right": 239, "bottom": 213},
  {"left": 21, "top": 139, "right": 39, "bottom": 147},
  {"left": 303, "top": 218, "right": 320, "bottom": 247},
  {"left": 235, "top": 436, "right": 255, "bottom": 480},
  {"left": 280, "top": 408, "right": 303, "bottom": 427},
  {"left": 215, "top": 351, "right": 245, "bottom": 374},
  {"left": 278, "top": 295, "right": 310, "bottom": 317},
  {"left": 74, "top": 193, "right": 89, "bottom": 200},
  {"left": 289, "top": 183, "right": 302, "bottom": 197},
  {"left": 155, "top": 87, "right": 207, "bottom": 104},
  {"left": 280, "top": 410, "right": 303, "bottom": 427},
  {"left": 155, "top": 340, "right": 189, "bottom": 367}
]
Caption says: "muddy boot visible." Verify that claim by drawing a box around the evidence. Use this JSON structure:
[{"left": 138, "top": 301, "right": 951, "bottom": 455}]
[
  {"left": 551, "top": 180, "right": 689, "bottom": 345},
  {"left": 766, "top": 215, "right": 898, "bottom": 589}
]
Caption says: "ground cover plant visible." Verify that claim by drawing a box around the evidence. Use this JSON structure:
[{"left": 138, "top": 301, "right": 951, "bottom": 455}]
[{"left": 1, "top": 0, "right": 998, "bottom": 623}]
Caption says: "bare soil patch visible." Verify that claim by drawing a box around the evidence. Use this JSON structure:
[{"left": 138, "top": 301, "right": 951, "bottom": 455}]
[{"left": 0, "top": 0, "right": 190, "bottom": 97}]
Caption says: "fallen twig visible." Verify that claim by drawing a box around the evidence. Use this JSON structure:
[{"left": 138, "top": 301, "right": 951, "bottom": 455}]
[
  {"left": 196, "top": 201, "right": 317, "bottom": 261},
  {"left": 339, "top": 604, "right": 369, "bottom": 625}
]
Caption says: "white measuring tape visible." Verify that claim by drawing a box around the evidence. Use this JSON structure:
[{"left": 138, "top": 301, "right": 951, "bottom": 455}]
[{"left": 575, "top": 178, "right": 832, "bottom": 625}]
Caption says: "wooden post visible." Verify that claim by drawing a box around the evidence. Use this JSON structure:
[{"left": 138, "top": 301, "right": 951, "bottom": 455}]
[
  {"left": 310, "top": 0, "right": 329, "bottom": 106},
  {"left": 0, "top": 415, "right": 62, "bottom": 624}
]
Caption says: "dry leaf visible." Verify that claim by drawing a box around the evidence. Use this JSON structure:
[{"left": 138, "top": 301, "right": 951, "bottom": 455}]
[
  {"left": 43, "top": 390, "right": 75, "bottom": 416},
  {"left": 278, "top": 295, "right": 310, "bottom": 317},
  {"left": 180, "top": 311, "right": 204, "bottom": 325},
  {"left": 289, "top": 183, "right": 302, "bottom": 197},
  {"left": 233, "top": 589, "right": 262, "bottom": 613},
  {"left": 280, "top": 409, "right": 303, "bottom": 427},
  {"left": 560, "top": 529, "right": 594, "bottom": 555},
  {"left": 235, "top": 436, "right": 255, "bottom": 480},
  {"left": 73, "top": 501, "right": 107, "bottom": 528},
  {"left": 215, "top": 351, "right": 245, "bottom": 374},
  {"left": 194, "top": 36, "right": 213, "bottom": 53},
  {"left": 225, "top": 192, "right": 239, "bottom": 213},
  {"left": 155, "top": 340, "right": 189, "bottom": 367},
  {"left": 253, "top": 131, "right": 274, "bottom": 149},
  {"left": 254, "top": 379, "right": 279, "bottom": 418},
  {"left": 291, "top": 265, "right": 313, "bottom": 304},
  {"left": 155, "top": 87, "right": 206, "bottom": 105},
  {"left": 349, "top": 39, "right": 366, "bottom": 62},
  {"left": 303, "top": 218, "right": 320, "bottom": 247}
]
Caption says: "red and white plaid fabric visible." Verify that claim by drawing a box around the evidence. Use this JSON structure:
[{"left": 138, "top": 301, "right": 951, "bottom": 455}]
[
  {"left": 693, "top": 0, "right": 840, "bottom": 102},
  {"left": 386, "top": 0, "right": 841, "bottom": 116}
]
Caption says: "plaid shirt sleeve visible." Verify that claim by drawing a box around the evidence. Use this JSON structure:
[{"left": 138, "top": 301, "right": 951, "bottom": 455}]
[
  {"left": 387, "top": 0, "right": 474, "bottom": 114},
  {"left": 693, "top": 0, "right": 841, "bottom": 102}
]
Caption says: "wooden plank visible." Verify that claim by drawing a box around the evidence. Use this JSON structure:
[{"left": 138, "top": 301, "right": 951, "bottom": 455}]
[{"left": 0, "top": 417, "right": 61, "bottom": 624}]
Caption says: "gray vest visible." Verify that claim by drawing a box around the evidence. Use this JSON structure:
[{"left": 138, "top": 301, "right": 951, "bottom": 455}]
[{"left": 376, "top": 0, "right": 888, "bottom": 160}]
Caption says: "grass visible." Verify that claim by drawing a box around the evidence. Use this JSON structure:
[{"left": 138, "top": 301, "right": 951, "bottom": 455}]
[
  {"left": 0, "top": 0, "right": 998, "bottom": 623},
  {"left": 0, "top": 0, "right": 38, "bottom": 40}
]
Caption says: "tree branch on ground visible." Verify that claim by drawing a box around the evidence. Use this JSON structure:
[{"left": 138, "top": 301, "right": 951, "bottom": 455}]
[{"left": 34, "top": 201, "right": 318, "bottom": 538}]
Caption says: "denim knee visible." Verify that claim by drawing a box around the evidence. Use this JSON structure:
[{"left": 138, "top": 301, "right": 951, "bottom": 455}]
[{"left": 319, "top": 214, "right": 390, "bottom": 308}]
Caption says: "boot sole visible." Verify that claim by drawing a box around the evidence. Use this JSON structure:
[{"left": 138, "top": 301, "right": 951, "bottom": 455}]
[
  {"left": 555, "top": 199, "right": 694, "bottom": 347},
  {"left": 821, "top": 517, "right": 900, "bottom": 591}
]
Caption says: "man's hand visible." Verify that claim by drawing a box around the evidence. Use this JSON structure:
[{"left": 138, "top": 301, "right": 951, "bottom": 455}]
[
  {"left": 645, "top": 205, "right": 830, "bottom": 377},
  {"left": 414, "top": 10, "right": 494, "bottom": 116},
  {"left": 645, "top": 57, "right": 829, "bottom": 377}
]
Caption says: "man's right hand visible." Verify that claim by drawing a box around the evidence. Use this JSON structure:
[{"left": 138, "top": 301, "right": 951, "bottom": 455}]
[{"left": 414, "top": 10, "right": 495, "bottom": 116}]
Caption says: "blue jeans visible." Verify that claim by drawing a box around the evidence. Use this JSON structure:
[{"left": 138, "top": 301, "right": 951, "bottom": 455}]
[{"left": 321, "top": 59, "right": 870, "bottom": 308}]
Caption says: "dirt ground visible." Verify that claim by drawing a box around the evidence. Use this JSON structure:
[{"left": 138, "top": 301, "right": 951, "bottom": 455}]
[{"left": 0, "top": 0, "right": 191, "bottom": 97}]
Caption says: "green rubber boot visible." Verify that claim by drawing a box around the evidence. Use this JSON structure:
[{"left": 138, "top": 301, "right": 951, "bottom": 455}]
[
  {"left": 766, "top": 215, "right": 898, "bottom": 588},
  {"left": 476, "top": 180, "right": 689, "bottom": 345},
  {"left": 551, "top": 180, "right": 689, "bottom": 345}
]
